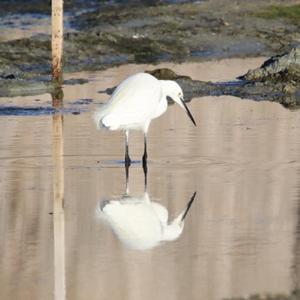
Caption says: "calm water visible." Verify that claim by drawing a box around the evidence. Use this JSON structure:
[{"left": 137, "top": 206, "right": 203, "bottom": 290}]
[{"left": 1, "top": 59, "right": 300, "bottom": 300}]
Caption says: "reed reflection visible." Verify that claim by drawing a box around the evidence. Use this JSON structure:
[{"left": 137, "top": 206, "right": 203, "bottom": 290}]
[
  {"left": 97, "top": 165, "right": 196, "bottom": 251},
  {"left": 52, "top": 90, "right": 66, "bottom": 300}
]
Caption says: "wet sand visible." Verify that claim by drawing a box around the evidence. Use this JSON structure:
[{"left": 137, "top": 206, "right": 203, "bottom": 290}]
[{"left": 1, "top": 59, "right": 300, "bottom": 300}]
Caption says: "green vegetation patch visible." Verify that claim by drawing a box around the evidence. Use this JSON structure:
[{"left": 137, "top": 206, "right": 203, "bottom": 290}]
[{"left": 255, "top": 5, "right": 300, "bottom": 23}]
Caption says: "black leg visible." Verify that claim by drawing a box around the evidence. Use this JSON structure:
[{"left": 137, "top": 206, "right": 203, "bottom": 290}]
[
  {"left": 125, "top": 146, "right": 131, "bottom": 167},
  {"left": 125, "top": 130, "right": 131, "bottom": 167}
]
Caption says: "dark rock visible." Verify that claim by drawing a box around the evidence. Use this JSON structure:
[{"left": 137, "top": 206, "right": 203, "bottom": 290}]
[
  {"left": 239, "top": 46, "right": 300, "bottom": 82},
  {"left": 64, "top": 78, "right": 89, "bottom": 85},
  {"left": 146, "top": 67, "right": 300, "bottom": 108},
  {"left": 3, "top": 74, "right": 15, "bottom": 79},
  {"left": 236, "top": 46, "right": 300, "bottom": 107},
  {"left": 146, "top": 68, "right": 191, "bottom": 80}
]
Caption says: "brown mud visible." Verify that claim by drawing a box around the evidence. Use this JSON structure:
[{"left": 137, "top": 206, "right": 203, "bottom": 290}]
[{"left": 0, "top": 0, "right": 299, "bottom": 106}]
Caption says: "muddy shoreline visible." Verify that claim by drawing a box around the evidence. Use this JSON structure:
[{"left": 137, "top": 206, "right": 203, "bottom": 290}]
[{"left": 0, "top": 0, "right": 299, "bottom": 106}]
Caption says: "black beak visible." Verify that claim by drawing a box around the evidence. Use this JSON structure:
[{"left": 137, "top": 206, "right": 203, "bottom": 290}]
[
  {"left": 181, "top": 192, "right": 197, "bottom": 221},
  {"left": 180, "top": 97, "right": 197, "bottom": 127}
]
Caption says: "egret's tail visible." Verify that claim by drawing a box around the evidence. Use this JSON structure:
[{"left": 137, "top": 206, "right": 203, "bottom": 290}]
[
  {"left": 94, "top": 104, "right": 121, "bottom": 130},
  {"left": 101, "top": 114, "right": 121, "bottom": 130},
  {"left": 93, "top": 105, "right": 110, "bottom": 129}
]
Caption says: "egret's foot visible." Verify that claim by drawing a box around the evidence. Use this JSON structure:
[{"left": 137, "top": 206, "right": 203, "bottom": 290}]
[
  {"left": 125, "top": 155, "right": 131, "bottom": 167},
  {"left": 142, "top": 154, "right": 148, "bottom": 173}
]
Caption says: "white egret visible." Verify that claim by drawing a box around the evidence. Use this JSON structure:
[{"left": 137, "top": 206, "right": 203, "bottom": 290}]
[
  {"left": 97, "top": 192, "right": 196, "bottom": 251},
  {"left": 94, "top": 72, "right": 196, "bottom": 167}
]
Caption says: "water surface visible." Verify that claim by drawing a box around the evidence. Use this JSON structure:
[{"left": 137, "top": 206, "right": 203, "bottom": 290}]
[{"left": 1, "top": 58, "right": 300, "bottom": 300}]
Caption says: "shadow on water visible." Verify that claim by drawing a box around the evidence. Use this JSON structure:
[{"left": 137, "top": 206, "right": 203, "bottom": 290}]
[
  {"left": 0, "top": 106, "right": 86, "bottom": 116},
  {"left": 96, "top": 163, "right": 196, "bottom": 251},
  {"left": 101, "top": 159, "right": 142, "bottom": 166},
  {"left": 0, "top": 106, "right": 57, "bottom": 116}
]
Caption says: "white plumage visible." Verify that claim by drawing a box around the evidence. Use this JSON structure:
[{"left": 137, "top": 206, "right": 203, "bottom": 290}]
[
  {"left": 97, "top": 192, "right": 196, "bottom": 251},
  {"left": 94, "top": 72, "right": 196, "bottom": 165},
  {"left": 95, "top": 73, "right": 163, "bottom": 132}
]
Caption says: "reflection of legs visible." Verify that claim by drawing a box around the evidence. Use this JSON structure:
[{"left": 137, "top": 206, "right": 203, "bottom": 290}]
[
  {"left": 143, "top": 156, "right": 148, "bottom": 192},
  {"left": 125, "top": 162, "right": 130, "bottom": 195},
  {"left": 142, "top": 133, "right": 148, "bottom": 190},
  {"left": 125, "top": 130, "right": 131, "bottom": 167},
  {"left": 142, "top": 133, "right": 148, "bottom": 174}
]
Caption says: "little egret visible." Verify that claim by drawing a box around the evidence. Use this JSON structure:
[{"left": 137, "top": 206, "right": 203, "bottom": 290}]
[{"left": 94, "top": 72, "right": 196, "bottom": 167}]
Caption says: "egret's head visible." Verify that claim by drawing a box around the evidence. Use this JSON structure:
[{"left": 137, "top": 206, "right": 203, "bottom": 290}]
[
  {"left": 160, "top": 80, "right": 196, "bottom": 126},
  {"left": 162, "top": 222, "right": 184, "bottom": 242},
  {"left": 162, "top": 192, "right": 196, "bottom": 242}
]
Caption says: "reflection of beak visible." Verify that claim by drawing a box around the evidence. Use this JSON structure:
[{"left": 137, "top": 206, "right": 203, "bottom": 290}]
[
  {"left": 181, "top": 192, "right": 197, "bottom": 221},
  {"left": 180, "top": 97, "right": 197, "bottom": 127}
]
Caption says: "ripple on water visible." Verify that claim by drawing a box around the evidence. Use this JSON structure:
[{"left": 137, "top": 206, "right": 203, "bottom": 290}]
[{"left": 1, "top": 60, "right": 300, "bottom": 300}]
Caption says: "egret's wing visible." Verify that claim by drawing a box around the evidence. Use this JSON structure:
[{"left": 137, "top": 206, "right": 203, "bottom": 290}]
[
  {"left": 102, "top": 199, "right": 162, "bottom": 250},
  {"left": 109, "top": 73, "right": 161, "bottom": 108},
  {"left": 102, "top": 73, "right": 162, "bottom": 129},
  {"left": 93, "top": 103, "right": 111, "bottom": 129}
]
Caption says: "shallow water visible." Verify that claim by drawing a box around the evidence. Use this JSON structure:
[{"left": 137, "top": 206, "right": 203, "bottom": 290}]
[{"left": 1, "top": 58, "right": 300, "bottom": 300}]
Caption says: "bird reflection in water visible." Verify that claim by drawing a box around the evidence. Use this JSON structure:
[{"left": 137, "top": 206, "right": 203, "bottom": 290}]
[{"left": 97, "top": 165, "right": 196, "bottom": 251}]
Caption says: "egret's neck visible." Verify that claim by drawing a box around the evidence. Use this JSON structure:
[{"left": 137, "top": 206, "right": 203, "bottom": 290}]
[
  {"left": 152, "top": 86, "right": 168, "bottom": 119},
  {"left": 154, "top": 97, "right": 167, "bottom": 118},
  {"left": 152, "top": 80, "right": 176, "bottom": 120},
  {"left": 159, "top": 80, "right": 174, "bottom": 96}
]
